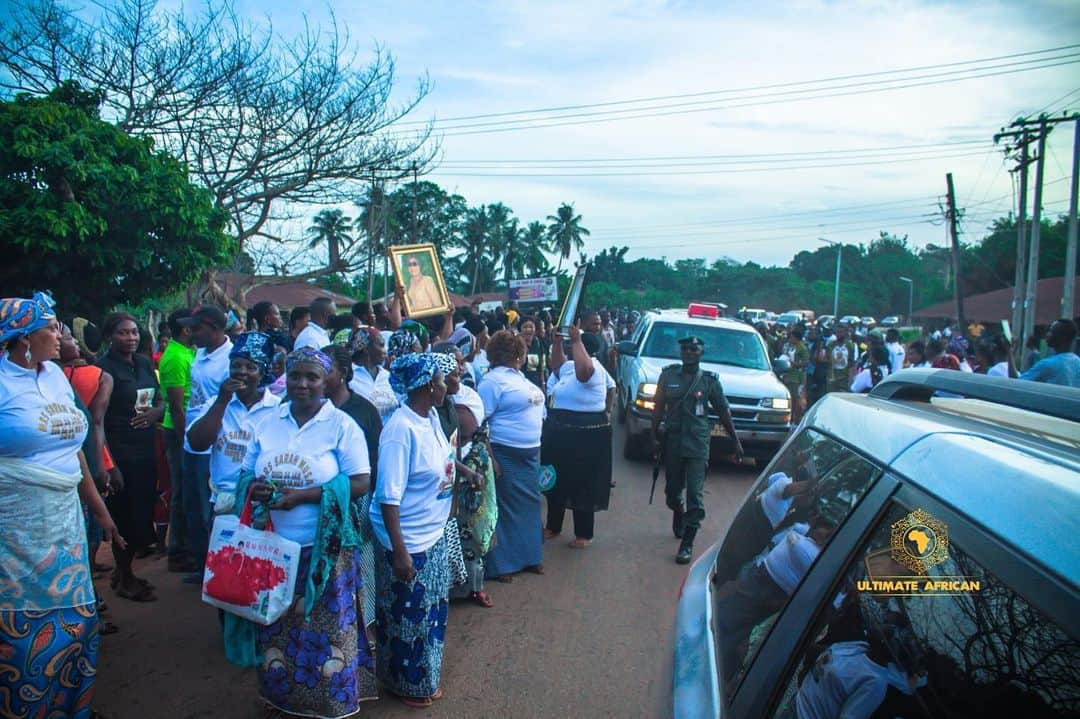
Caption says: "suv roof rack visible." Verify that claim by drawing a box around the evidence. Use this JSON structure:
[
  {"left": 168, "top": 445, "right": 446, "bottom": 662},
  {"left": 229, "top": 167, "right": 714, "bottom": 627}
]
[{"left": 870, "top": 368, "right": 1080, "bottom": 423}]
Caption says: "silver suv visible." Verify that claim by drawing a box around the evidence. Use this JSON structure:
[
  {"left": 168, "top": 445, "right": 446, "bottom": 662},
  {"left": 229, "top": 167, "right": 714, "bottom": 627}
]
[
  {"left": 615, "top": 307, "right": 791, "bottom": 462},
  {"left": 673, "top": 370, "right": 1080, "bottom": 718}
]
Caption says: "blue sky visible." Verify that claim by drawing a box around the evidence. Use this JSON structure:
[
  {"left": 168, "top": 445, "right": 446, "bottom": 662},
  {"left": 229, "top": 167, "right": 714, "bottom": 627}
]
[{"left": 237, "top": 0, "right": 1080, "bottom": 268}]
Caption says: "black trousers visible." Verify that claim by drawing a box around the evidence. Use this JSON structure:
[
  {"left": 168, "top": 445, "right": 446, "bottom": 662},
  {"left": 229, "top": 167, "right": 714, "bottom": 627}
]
[{"left": 546, "top": 499, "right": 595, "bottom": 539}]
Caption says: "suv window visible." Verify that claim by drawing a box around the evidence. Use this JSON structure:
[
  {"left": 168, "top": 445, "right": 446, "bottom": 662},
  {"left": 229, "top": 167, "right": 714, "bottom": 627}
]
[
  {"left": 714, "top": 429, "right": 881, "bottom": 696},
  {"left": 641, "top": 321, "right": 770, "bottom": 370},
  {"left": 769, "top": 502, "right": 1080, "bottom": 718}
]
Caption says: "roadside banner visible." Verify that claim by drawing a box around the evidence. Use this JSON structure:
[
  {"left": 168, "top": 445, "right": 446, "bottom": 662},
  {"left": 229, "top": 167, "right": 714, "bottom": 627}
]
[{"left": 509, "top": 276, "right": 559, "bottom": 302}]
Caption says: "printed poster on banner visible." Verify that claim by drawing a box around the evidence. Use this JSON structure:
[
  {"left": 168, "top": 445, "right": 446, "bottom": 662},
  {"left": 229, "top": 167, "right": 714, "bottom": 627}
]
[{"left": 509, "top": 276, "right": 559, "bottom": 303}]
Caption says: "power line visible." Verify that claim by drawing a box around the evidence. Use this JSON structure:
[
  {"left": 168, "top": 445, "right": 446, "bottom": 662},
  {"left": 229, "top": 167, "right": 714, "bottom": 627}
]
[
  {"left": 401, "top": 56, "right": 1080, "bottom": 137},
  {"left": 439, "top": 139, "right": 989, "bottom": 165},
  {"left": 398, "top": 44, "right": 1080, "bottom": 126},
  {"left": 428, "top": 149, "right": 991, "bottom": 177}
]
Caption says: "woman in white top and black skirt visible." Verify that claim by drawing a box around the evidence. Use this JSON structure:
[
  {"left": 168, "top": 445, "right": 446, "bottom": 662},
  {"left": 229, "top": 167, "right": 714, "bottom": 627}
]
[{"left": 542, "top": 325, "right": 615, "bottom": 547}]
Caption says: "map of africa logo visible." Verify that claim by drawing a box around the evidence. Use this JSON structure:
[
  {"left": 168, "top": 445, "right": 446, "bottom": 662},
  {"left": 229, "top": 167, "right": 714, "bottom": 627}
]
[{"left": 890, "top": 508, "right": 949, "bottom": 575}]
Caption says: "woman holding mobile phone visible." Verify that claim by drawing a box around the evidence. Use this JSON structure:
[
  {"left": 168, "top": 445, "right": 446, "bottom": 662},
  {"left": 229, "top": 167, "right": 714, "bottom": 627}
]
[{"left": 97, "top": 312, "right": 165, "bottom": 602}]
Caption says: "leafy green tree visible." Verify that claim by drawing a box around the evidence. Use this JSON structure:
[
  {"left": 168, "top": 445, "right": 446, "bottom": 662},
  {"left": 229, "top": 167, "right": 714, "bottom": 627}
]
[
  {"left": 520, "top": 221, "right": 553, "bottom": 277},
  {"left": 546, "top": 202, "right": 590, "bottom": 275},
  {"left": 306, "top": 209, "right": 353, "bottom": 270},
  {"left": 0, "top": 83, "right": 232, "bottom": 316}
]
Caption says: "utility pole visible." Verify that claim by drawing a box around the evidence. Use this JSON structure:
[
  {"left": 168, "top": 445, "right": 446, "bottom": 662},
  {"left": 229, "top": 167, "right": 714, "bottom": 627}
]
[
  {"left": 1063, "top": 116, "right": 1079, "bottom": 320},
  {"left": 945, "top": 173, "right": 965, "bottom": 335},
  {"left": 1023, "top": 117, "right": 1049, "bottom": 352}
]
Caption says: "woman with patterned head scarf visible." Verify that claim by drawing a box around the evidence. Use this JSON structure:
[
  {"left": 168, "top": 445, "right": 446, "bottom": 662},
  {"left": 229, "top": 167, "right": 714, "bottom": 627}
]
[
  {"left": 0, "top": 292, "right": 125, "bottom": 719},
  {"left": 185, "top": 333, "right": 282, "bottom": 514},
  {"left": 231, "top": 346, "right": 376, "bottom": 716},
  {"left": 370, "top": 353, "right": 457, "bottom": 707},
  {"left": 347, "top": 326, "right": 398, "bottom": 420}
]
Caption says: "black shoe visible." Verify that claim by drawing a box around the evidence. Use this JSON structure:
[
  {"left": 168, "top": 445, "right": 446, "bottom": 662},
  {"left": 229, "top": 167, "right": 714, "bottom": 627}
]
[
  {"left": 676, "top": 538, "right": 694, "bottom": 564},
  {"left": 672, "top": 509, "right": 685, "bottom": 539},
  {"left": 676, "top": 528, "right": 697, "bottom": 564}
]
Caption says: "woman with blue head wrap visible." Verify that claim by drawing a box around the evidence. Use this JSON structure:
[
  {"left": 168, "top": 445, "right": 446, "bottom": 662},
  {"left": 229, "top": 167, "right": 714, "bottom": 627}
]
[
  {"left": 387, "top": 328, "right": 421, "bottom": 363},
  {"left": 0, "top": 291, "right": 125, "bottom": 719},
  {"left": 235, "top": 344, "right": 377, "bottom": 715},
  {"left": 187, "top": 332, "right": 282, "bottom": 512},
  {"left": 370, "top": 351, "right": 463, "bottom": 706}
]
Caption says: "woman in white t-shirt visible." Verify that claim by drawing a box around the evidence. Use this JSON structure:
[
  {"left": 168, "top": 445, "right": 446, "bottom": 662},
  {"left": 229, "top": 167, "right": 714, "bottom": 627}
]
[
  {"left": 542, "top": 326, "right": 616, "bottom": 548},
  {"left": 850, "top": 345, "right": 890, "bottom": 394},
  {"left": 0, "top": 292, "right": 123, "bottom": 719},
  {"left": 238, "top": 347, "right": 375, "bottom": 717},
  {"left": 370, "top": 353, "right": 456, "bottom": 708},
  {"left": 478, "top": 330, "right": 546, "bottom": 581}
]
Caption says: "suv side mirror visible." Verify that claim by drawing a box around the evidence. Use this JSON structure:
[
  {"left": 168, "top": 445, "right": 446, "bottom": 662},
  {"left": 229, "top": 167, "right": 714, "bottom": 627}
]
[
  {"left": 772, "top": 356, "right": 791, "bottom": 374},
  {"left": 616, "top": 340, "right": 638, "bottom": 356}
]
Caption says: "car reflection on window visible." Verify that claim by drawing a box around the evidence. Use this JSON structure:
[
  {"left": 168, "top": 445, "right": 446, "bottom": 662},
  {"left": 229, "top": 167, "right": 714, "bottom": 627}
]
[
  {"left": 712, "top": 430, "right": 880, "bottom": 698},
  {"left": 770, "top": 504, "right": 1080, "bottom": 719}
]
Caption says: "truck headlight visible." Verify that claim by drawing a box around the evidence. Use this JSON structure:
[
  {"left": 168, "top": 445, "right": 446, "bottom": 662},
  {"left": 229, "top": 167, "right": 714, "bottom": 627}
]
[
  {"left": 639, "top": 382, "right": 658, "bottom": 398},
  {"left": 762, "top": 397, "right": 790, "bottom": 410}
]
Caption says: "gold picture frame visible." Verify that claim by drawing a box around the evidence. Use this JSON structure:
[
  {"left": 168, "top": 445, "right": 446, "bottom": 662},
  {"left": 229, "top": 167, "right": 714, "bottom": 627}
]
[
  {"left": 389, "top": 243, "right": 454, "bottom": 319},
  {"left": 556, "top": 263, "right": 589, "bottom": 337}
]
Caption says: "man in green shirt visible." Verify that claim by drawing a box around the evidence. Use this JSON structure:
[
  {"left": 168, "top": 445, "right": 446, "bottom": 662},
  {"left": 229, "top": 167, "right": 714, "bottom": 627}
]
[
  {"left": 779, "top": 324, "right": 810, "bottom": 424},
  {"left": 652, "top": 335, "right": 743, "bottom": 564},
  {"left": 824, "top": 322, "right": 857, "bottom": 394},
  {"left": 158, "top": 308, "right": 197, "bottom": 571}
]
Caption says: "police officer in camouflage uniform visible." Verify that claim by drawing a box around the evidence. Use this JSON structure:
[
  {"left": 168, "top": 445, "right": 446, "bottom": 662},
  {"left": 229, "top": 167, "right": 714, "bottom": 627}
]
[{"left": 651, "top": 335, "right": 743, "bottom": 564}]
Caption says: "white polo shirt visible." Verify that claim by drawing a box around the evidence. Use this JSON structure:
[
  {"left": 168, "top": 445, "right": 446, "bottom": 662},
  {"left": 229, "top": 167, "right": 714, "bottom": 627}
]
[
  {"left": 759, "top": 472, "right": 794, "bottom": 529},
  {"left": 370, "top": 404, "right": 455, "bottom": 554},
  {"left": 886, "top": 341, "right": 906, "bottom": 375},
  {"left": 547, "top": 359, "right": 615, "bottom": 413},
  {"left": 479, "top": 366, "right": 544, "bottom": 448},
  {"left": 349, "top": 364, "right": 399, "bottom": 420},
  {"left": 186, "top": 389, "right": 281, "bottom": 498},
  {"left": 186, "top": 338, "right": 233, "bottom": 454},
  {"left": 0, "top": 356, "right": 88, "bottom": 474},
  {"left": 242, "top": 400, "right": 370, "bottom": 546},
  {"left": 294, "top": 322, "right": 331, "bottom": 352}
]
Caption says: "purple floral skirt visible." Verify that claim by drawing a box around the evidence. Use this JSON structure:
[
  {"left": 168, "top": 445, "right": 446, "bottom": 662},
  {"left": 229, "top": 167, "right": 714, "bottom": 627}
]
[{"left": 257, "top": 547, "right": 377, "bottom": 717}]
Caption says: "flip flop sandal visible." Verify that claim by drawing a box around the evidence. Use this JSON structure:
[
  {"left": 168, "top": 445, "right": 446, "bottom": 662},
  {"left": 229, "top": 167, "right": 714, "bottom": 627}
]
[
  {"left": 542, "top": 529, "right": 560, "bottom": 540},
  {"left": 469, "top": 591, "right": 494, "bottom": 608},
  {"left": 99, "top": 620, "right": 120, "bottom": 635},
  {"left": 568, "top": 538, "right": 593, "bottom": 549}
]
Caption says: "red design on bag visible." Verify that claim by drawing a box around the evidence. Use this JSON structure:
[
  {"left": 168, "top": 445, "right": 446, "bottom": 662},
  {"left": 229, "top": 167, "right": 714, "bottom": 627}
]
[{"left": 205, "top": 544, "right": 287, "bottom": 606}]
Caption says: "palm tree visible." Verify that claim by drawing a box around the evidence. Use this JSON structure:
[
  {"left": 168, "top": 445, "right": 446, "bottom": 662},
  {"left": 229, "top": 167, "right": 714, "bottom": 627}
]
[
  {"left": 307, "top": 208, "right": 353, "bottom": 270},
  {"left": 521, "top": 221, "right": 553, "bottom": 276},
  {"left": 462, "top": 206, "right": 490, "bottom": 295},
  {"left": 546, "top": 202, "right": 590, "bottom": 275}
]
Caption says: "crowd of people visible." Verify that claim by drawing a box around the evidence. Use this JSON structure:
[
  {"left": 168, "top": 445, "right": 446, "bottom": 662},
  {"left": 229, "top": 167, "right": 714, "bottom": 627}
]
[
  {"left": 765, "top": 315, "right": 1080, "bottom": 417},
  {"left": 2, "top": 285, "right": 1076, "bottom": 719},
  {"left": 0, "top": 289, "right": 622, "bottom": 717}
]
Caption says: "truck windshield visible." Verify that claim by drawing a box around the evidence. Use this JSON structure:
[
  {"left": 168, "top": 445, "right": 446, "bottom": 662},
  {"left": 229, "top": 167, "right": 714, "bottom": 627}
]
[{"left": 642, "top": 322, "right": 770, "bottom": 370}]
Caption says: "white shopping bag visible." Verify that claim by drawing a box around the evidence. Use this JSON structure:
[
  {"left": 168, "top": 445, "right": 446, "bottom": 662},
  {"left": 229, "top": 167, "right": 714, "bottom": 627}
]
[{"left": 201, "top": 506, "right": 301, "bottom": 625}]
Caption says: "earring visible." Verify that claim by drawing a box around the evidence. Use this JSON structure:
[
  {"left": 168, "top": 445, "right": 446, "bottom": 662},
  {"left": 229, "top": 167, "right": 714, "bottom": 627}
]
[{"left": 24, "top": 343, "right": 32, "bottom": 363}]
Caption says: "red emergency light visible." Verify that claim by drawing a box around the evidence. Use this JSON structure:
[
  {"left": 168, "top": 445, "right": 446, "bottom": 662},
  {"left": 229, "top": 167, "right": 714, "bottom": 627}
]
[{"left": 687, "top": 303, "right": 719, "bottom": 319}]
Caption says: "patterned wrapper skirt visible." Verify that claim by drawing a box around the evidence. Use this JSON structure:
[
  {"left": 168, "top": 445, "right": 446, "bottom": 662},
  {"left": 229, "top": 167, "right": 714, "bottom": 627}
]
[
  {"left": 484, "top": 444, "right": 543, "bottom": 578},
  {"left": 0, "top": 603, "right": 99, "bottom": 719},
  {"left": 257, "top": 547, "right": 377, "bottom": 718},
  {"left": 374, "top": 535, "right": 450, "bottom": 699}
]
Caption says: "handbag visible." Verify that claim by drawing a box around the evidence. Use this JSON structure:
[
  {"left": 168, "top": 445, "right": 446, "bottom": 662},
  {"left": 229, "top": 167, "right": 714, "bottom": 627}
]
[
  {"left": 444, "top": 517, "right": 468, "bottom": 587},
  {"left": 201, "top": 492, "right": 301, "bottom": 625}
]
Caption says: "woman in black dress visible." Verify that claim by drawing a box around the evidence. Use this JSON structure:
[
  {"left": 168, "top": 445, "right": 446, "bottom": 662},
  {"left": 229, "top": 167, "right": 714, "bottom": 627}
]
[
  {"left": 96, "top": 312, "right": 165, "bottom": 601},
  {"left": 519, "top": 316, "right": 548, "bottom": 390}
]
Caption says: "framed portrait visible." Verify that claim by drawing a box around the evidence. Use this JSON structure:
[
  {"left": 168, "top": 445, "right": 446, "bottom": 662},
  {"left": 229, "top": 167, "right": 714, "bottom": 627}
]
[
  {"left": 389, "top": 243, "right": 454, "bottom": 319},
  {"left": 556, "top": 263, "right": 589, "bottom": 336}
]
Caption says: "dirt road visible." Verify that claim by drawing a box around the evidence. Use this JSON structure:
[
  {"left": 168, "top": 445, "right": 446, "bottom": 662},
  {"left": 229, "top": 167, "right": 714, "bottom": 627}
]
[{"left": 92, "top": 425, "right": 756, "bottom": 718}]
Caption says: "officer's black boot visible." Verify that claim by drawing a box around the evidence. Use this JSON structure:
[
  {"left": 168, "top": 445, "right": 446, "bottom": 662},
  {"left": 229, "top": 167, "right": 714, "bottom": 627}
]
[
  {"left": 676, "top": 527, "right": 697, "bottom": 564},
  {"left": 672, "top": 508, "right": 685, "bottom": 539}
]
